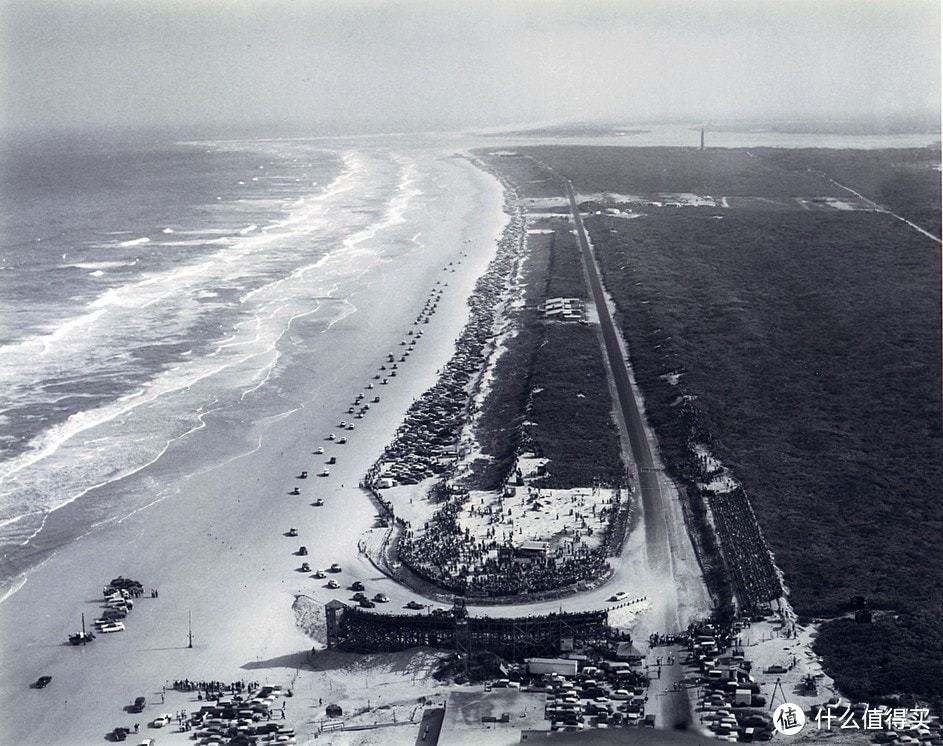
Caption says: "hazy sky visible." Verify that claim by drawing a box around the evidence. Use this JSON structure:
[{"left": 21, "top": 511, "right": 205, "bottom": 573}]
[{"left": 2, "top": 0, "right": 939, "bottom": 136}]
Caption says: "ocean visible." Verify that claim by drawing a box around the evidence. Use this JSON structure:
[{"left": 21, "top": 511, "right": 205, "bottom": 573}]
[{"left": 0, "top": 131, "right": 443, "bottom": 598}]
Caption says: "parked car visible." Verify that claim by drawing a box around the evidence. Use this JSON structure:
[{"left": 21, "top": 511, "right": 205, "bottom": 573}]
[
  {"left": 350, "top": 581, "right": 365, "bottom": 591},
  {"left": 352, "top": 592, "right": 367, "bottom": 602},
  {"left": 99, "top": 621, "right": 126, "bottom": 633},
  {"left": 313, "top": 498, "right": 324, "bottom": 507},
  {"left": 300, "top": 563, "right": 310, "bottom": 573},
  {"left": 406, "top": 601, "right": 425, "bottom": 610},
  {"left": 608, "top": 591, "right": 628, "bottom": 602},
  {"left": 326, "top": 579, "right": 340, "bottom": 589},
  {"left": 298, "top": 546, "right": 308, "bottom": 555},
  {"left": 313, "top": 569, "right": 326, "bottom": 579},
  {"left": 150, "top": 713, "right": 172, "bottom": 727},
  {"left": 373, "top": 593, "right": 389, "bottom": 603},
  {"left": 287, "top": 528, "right": 298, "bottom": 537},
  {"left": 32, "top": 675, "right": 52, "bottom": 689},
  {"left": 130, "top": 695, "right": 147, "bottom": 713},
  {"left": 329, "top": 563, "right": 342, "bottom": 573},
  {"left": 358, "top": 598, "right": 376, "bottom": 609},
  {"left": 110, "top": 726, "right": 129, "bottom": 741}
]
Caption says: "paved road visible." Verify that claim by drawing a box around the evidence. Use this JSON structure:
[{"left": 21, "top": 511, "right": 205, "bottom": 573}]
[
  {"left": 559, "top": 176, "right": 675, "bottom": 585},
  {"left": 558, "top": 173, "right": 698, "bottom": 729},
  {"left": 415, "top": 707, "right": 445, "bottom": 745}
]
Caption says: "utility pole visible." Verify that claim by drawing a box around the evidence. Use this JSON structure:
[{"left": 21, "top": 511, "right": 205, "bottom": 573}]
[
  {"left": 81, "top": 613, "right": 87, "bottom": 646},
  {"left": 188, "top": 610, "right": 193, "bottom": 649}
]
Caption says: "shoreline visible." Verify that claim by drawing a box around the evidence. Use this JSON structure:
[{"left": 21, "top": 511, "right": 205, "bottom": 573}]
[{"left": 0, "top": 149, "right": 510, "bottom": 745}]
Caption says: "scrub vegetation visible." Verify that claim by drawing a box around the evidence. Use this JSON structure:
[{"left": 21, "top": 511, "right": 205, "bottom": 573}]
[
  {"left": 484, "top": 144, "right": 943, "bottom": 702},
  {"left": 471, "top": 224, "right": 624, "bottom": 491}
]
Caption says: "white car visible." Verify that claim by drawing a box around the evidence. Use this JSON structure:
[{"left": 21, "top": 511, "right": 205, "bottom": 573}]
[
  {"left": 99, "top": 621, "right": 126, "bottom": 633},
  {"left": 150, "top": 714, "right": 173, "bottom": 727},
  {"left": 314, "top": 446, "right": 324, "bottom": 454}
]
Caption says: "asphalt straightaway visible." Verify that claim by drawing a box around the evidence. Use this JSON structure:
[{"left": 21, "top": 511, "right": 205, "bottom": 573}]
[
  {"left": 559, "top": 175, "right": 673, "bottom": 576},
  {"left": 560, "top": 170, "right": 694, "bottom": 729}
]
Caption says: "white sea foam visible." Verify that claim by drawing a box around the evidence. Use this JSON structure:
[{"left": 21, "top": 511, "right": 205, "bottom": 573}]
[
  {"left": 152, "top": 237, "right": 231, "bottom": 247},
  {"left": 0, "top": 147, "right": 428, "bottom": 550},
  {"left": 62, "top": 260, "right": 138, "bottom": 270},
  {"left": 118, "top": 236, "right": 150, "bottom": 247}
]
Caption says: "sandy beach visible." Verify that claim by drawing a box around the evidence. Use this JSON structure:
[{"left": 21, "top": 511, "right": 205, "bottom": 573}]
[{"left": 0, "top": 150, "right": 508, "bottom": 744}]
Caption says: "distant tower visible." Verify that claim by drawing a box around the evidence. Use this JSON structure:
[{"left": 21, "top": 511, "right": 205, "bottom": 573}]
[{"left": 700, "top": 128, "right": 705, "bottom": 150}]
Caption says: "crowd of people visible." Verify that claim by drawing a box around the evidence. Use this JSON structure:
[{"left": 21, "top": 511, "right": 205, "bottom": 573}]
[
  {"left": 170, "top": 678, "right": 262, "bottom": 696},
  {"left": 705, "top": 485, "right": 783, "bottom": 609},
  {"left": 396, "top": 480, "right": 613, "bottom": 596}
]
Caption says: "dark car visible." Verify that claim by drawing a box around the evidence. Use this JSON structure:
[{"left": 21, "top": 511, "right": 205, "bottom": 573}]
[
  {"left": 350, "top": 581, "right": 365, "bottom": 592},
  {"left": 406, "top": 600, "right": 425, "bottom": 610},
  {"left": 111, "top": 726, "right": 129, "bottom": 741},
  {"left": 130, "top": 695, "right": 146, "bottom": 712},
  {"left": 358, "top": 598, "right": 375, "bottom": 609},
  {"left": 352, "top": 592, "right": 367, "bottom": 602},
  {"left": 33, "top": 675, "right": 53, "bottom": 689}
]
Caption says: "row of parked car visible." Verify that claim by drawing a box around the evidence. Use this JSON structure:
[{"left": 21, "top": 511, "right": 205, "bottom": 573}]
[{"left": 542, "top": 672, "right": 654, "bottom": 731}]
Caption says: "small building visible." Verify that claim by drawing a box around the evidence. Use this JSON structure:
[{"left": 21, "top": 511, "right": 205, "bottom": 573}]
[
  {"left": 614, "top": 642, "right": 645, "bottom": 663},
  {"left": 516, "top": 540, "right": 550, "bottom": 559},
  {"left": 325, "top": 600, "right": 348, "bottom": 648},
  {"left": 525, "top": 657, "right": 578, "bottom": 676}
]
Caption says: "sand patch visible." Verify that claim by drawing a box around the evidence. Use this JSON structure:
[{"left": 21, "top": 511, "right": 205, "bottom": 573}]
[{"left": 293, "top": 595, "right": 328, "bottom": 648}]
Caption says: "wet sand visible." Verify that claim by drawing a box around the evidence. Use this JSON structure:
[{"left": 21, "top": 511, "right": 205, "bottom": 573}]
[{"left": 0, "top": 152, "right": 507, "bottom": 745}]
